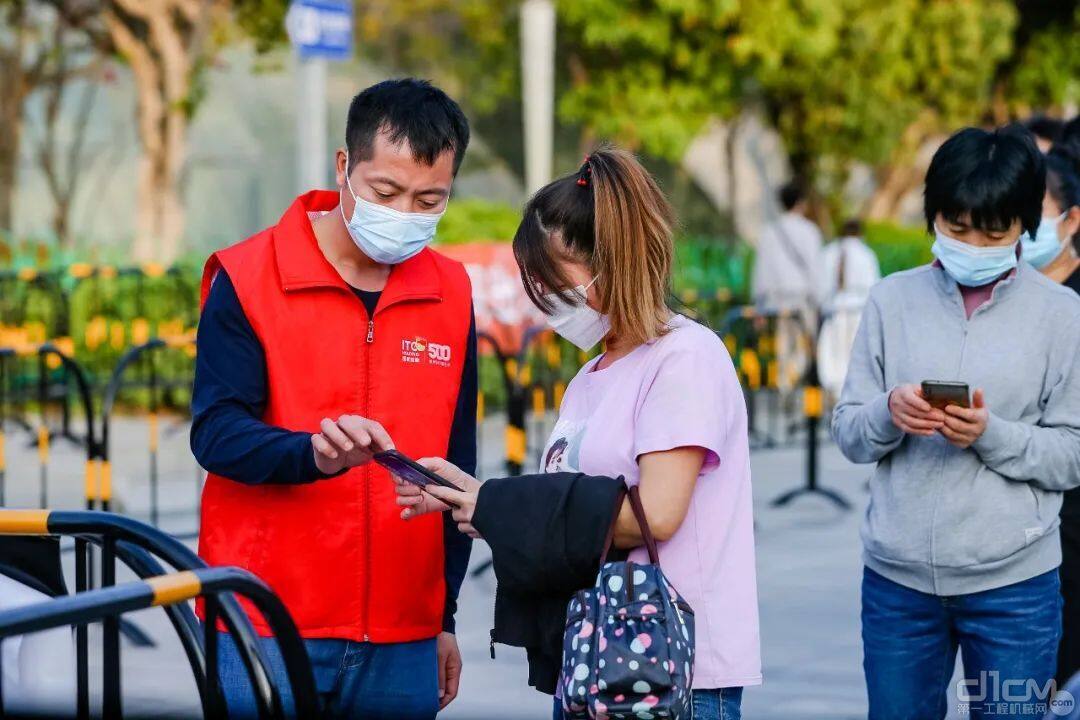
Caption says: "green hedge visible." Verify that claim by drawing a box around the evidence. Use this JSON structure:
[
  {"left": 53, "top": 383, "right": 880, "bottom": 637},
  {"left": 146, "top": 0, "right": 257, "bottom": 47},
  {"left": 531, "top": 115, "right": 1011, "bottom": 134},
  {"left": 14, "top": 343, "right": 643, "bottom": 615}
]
[
  {"left": 436, "top": 198, "right": 522, "bottom": 245},
  {"left": 864, "top": 221, "right": 933, "bottom": 277},
  {"left": 1, "top": 216, "right": 932, "bottom": 413}
]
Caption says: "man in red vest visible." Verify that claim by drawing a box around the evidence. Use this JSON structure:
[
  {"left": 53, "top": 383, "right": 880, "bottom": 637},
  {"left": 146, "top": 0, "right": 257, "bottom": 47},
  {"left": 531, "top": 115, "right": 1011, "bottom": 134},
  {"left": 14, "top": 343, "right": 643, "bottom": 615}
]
[{"left": 191, "top": 79, "right": 476, "bottom": 718}]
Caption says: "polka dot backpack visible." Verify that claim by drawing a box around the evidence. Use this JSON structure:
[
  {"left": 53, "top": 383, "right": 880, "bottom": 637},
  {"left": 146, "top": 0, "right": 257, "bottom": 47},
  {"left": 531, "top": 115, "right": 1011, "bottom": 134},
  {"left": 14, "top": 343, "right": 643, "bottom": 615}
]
[{"left": 561, "top": 484, "right": 695, "bottom": 719}]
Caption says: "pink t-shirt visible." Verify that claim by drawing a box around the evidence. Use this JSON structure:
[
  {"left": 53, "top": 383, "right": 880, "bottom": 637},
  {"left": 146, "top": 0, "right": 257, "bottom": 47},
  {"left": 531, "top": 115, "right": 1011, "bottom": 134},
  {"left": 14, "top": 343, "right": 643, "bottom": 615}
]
[{"left": 539, "top": 314, "right": 762, "bottom": 689}]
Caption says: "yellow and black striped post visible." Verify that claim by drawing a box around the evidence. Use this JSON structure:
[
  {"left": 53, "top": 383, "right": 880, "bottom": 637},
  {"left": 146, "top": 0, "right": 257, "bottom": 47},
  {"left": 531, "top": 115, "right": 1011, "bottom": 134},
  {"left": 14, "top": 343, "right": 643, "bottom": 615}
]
[
  {"left": 0, "top": 349, "right": 8, "bottom": 506},
  {"left": 37, "top": 423, "right": 49, "bottom": 508},
  {"left": 530, "top": 385, "right": 546, "bottom": 464},
  {"left": 476, "top": 390, "right": 485, "bottom": 476},
  {"left": 504, "top": 356, "right": 527, "bottom": 475},
  {"left": 84, "top": 458, "right": 99, "bottom": 512},
  {"left": 770, "top": 334, "right": 851, "bottom": 510},
  {"left": 36, "top": 350, "right": 50, "bottom": 508},
  {"left": 99, "top": 457, "right": 113, "bottom": 513},
  {"left": 148, "top": 348, "right": 160, "bottom": 527}
]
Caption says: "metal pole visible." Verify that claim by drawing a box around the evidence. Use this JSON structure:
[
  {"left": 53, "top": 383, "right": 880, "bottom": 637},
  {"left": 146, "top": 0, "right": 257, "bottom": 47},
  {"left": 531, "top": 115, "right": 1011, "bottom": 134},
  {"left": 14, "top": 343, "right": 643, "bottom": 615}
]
[
  {"left": 297, "top": 55, "right": 328, "bottom": 193},
  {"left": 75, "top": 538, "right": 90, "bottom": 720},
  {"left": 0, "top": 352, "right": 6, "bottom": 506},
  {"left": 204, "top": 599, "right": 223, "bottom": 717},
  {"left": 102, "top": 536, "right": 121, "bottom": 717},
  {"left": 37, "top": 352, "right": 48, "bottom": 509},
  {"left": 520, "top": 0, "right": 555, "bottom": 194},
  {"left": 149, "top": 349, "right": 159, "bottom": 527}
]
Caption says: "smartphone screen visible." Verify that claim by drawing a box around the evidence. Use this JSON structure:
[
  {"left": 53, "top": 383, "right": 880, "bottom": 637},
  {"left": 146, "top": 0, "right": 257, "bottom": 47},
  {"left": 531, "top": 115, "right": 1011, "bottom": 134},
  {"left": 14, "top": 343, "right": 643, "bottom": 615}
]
[
  {"left": 921, "top": 381, "right": 971, "bottom": 410},
  {"left": 373, "top": 450, "right": 462, "bottom": 507}
]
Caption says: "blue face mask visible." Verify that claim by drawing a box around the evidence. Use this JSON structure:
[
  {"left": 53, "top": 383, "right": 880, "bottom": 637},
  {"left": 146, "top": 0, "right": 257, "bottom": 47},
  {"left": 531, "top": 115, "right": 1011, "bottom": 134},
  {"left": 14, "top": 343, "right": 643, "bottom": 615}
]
[
  {"left": 339, "top": 153, "right": 446, "bottom": 265},
  {"left": 1020, "top": 213, "right": 1067, "bottom": 270},
  {"left": 931, "top": 225, "right": 1018, "bottom": 287}
]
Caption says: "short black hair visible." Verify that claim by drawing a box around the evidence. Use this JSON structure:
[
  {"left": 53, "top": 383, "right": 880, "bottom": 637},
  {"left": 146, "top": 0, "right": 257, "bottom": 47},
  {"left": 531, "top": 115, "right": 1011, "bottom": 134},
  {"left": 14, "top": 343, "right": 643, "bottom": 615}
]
[
  {"left": 923, "top": 125, "right": 1045, "bottom": 236},
  {"left": 345, "top": 78, "right": 470, "bottom": 174},
  {"left": 841, "top": 218, "right": 863, "bottom": 237},
  {"left": 1025, "top": 114, "right": 1064, "bottom": 145},
  {"left": 1055, "top": 116, "right": 1080, "bottom": 176},
  {"left": 1046, "top": 151, "right": 1080, "bottom": 215},
  {"left": 778, "top": 180, "right": 807, "bottom": 211}
]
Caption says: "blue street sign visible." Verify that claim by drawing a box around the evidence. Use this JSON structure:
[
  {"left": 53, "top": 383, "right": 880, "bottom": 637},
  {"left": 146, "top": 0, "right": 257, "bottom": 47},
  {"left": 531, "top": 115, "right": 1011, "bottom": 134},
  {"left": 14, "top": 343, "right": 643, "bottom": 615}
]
[{"left": 286, "top": 0, "right": 352, "bottom": 61}]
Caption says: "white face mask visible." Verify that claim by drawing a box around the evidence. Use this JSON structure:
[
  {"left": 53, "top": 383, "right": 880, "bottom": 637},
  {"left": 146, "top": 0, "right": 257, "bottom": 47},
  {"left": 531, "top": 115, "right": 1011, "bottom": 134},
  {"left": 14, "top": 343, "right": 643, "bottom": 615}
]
[
  {"left": 339, "top": 151, "right": 446, "bottom": 265},
  {"left": 542, "top": 276, "right": 610, "bottom": 351}
]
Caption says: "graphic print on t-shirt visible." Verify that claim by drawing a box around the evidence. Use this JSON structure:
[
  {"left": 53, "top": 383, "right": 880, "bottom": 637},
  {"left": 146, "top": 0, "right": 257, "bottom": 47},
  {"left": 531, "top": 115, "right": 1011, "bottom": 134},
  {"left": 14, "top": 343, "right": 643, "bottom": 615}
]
[{"left": 540, "top": 419, "right": 586, "bottom": 473}]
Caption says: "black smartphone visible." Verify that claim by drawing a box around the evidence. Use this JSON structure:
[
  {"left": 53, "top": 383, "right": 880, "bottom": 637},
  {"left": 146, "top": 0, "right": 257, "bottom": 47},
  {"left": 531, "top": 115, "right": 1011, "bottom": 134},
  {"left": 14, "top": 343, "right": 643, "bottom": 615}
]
[
  {"left": 921, "top": 380, "right": 971, "bottom": 410},
  {"left": 373, "top": 450, "right": 462, "bottom": 505}
]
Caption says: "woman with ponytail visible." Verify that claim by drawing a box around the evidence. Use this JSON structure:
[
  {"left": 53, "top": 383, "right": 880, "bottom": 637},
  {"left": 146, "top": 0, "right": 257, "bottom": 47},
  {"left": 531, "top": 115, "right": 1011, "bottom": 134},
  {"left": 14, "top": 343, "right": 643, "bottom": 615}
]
[{"left": 394, "top": 147, "right": 761, "bottom": 719}]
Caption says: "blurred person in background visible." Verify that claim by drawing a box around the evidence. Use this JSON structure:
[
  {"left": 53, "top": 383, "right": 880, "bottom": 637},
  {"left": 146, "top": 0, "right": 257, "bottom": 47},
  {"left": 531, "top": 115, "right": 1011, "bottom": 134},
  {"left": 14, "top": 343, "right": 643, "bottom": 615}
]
[
  {"left": 1025, "top": 144, "right": 1080, "bottom": 685},
  {"left": 1059, "top": 116, "right": 1080, "bottom": 174},
  {"left": 395, "top": 148, "right": 761, "bottom": 720},
  {"left": 833, "top": 125, "right": 1080, "bottom": 720},
  {"left": 1020, "top": 151, "right": 1080, "bottom": 283},
  {"left": 752, "top": 180, "right": 823, "bottom": 313},
  {"left": 815, "top": 218, "right": 881, "bottom": 398},
  {"left": 1025, "top": 114, "right": 1065, "bottom": 154},
  {"left": 752, "top": 180, "right": 823, "bottom": 398},
  {"left": 190, "top": 79, "right": 477, "bottom": 718}
]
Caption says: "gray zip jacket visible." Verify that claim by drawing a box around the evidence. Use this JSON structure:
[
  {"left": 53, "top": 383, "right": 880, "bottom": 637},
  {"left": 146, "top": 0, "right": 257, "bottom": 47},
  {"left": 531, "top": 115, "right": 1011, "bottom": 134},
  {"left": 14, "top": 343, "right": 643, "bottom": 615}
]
[{"left": 832, "top": 261, "right": 1080, "bottom": 595}]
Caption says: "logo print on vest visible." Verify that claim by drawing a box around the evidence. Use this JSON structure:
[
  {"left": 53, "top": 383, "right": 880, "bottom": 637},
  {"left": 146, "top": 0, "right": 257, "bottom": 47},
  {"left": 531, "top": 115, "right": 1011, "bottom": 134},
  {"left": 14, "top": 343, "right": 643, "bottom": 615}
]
[{"left": 400, "top": 337, "right": 451, "bottom": 367}]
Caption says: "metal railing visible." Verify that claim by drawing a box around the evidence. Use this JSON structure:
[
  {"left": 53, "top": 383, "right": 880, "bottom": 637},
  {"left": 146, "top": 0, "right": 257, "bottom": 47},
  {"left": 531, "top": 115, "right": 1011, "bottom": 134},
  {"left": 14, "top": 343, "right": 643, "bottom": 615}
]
[
  {"left": 99, "top": 334, "right": 197, "bottom": 522},
  {"left": 0, "top": 509, "right": 316, "bottom": 719}
]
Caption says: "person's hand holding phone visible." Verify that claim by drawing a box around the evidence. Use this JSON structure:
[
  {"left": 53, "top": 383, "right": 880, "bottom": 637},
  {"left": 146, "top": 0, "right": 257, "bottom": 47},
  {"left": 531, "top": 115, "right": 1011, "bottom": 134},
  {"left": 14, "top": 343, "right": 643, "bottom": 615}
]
[
  {"left": 940, "top": 389, "right": 989, "bottom": 449},
  {"left": 393, "top": 458, "right": 482, "bottom": 538},
  {"left": 312, "top": 415, "right": 394, "bottom": 475},
  {"left": 888, "top": 384, "right": 946, "bottom": 436}
]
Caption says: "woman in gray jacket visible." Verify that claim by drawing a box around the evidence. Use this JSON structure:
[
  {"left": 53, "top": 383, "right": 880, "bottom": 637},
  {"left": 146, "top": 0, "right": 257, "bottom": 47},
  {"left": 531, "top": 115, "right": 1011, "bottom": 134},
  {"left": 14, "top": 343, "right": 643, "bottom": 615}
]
[{"left": 833, "top": 125, "right": 1080, "bottom": 720}]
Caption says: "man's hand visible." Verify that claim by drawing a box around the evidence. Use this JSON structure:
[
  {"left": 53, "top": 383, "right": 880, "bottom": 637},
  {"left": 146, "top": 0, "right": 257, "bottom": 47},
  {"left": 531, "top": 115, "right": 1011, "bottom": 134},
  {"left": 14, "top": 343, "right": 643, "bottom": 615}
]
[
  {"left": 888, "top": 384, "right": 946, "bottom": 437},
  {"left": 311, "top": 415, "right": 394, "bottom": 475},
  {"left": 436, "top": 631, "right": 462, "bottom": 710},
  {"left": 941, "top": 389, "right": 989, "bottom": 449}
]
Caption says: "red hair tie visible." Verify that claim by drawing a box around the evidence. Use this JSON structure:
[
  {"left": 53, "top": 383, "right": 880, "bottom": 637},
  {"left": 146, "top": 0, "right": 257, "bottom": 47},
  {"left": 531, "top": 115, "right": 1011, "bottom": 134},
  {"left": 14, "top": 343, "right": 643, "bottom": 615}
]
[{"left": 577, "top": 155, "right": 592, "bottom": 187}]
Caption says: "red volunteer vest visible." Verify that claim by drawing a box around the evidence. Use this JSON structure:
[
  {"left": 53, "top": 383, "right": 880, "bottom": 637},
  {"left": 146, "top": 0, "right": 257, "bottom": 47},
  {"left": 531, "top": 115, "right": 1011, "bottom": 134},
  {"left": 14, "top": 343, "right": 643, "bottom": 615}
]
[{"left": 197, "top": 191, "right": 472, "bottom": 642}]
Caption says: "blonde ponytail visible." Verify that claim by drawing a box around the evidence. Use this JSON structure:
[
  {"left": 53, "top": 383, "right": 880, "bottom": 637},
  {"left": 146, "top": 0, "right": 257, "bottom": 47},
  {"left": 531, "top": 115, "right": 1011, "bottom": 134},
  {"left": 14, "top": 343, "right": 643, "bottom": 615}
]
[{"left": 587, "top": 148, "right": 675, "bottom": 346}]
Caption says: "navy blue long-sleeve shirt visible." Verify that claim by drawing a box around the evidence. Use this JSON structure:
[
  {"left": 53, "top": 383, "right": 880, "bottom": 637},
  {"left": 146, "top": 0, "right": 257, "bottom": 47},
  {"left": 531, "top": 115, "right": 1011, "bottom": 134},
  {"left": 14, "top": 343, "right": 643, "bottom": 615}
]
[{"left": 191, "top": 270, "right": 477, "bottom": 633}]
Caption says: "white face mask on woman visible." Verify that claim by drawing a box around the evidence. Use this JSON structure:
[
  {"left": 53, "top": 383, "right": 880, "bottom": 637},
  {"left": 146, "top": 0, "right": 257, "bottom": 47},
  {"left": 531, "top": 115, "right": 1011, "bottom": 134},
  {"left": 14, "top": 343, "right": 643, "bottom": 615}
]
[{"left": 542, "top": 276, "right": 610, "bottom": 350}]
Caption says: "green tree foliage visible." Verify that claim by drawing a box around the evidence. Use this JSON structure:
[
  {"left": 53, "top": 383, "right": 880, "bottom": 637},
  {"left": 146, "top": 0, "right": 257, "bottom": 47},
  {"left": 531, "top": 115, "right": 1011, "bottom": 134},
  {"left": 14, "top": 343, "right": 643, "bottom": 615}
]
[
  {"left": 560, "top": 0, "right": 1018, "bottom": 186},
  {"left": 227, "top": 0, "right": 1074, "bottom": 224},
  {"left": 993, "top": 2, "right": 1080, "bottom": 116},
  {"left": 556, "top": 0, "right": 743, "bottom": 159},
  {"left": 232, "top": 0, "right": 289, "bottom": 52},
  {"left": 353, "top": 0, "right": 519, "bottom": 115}
]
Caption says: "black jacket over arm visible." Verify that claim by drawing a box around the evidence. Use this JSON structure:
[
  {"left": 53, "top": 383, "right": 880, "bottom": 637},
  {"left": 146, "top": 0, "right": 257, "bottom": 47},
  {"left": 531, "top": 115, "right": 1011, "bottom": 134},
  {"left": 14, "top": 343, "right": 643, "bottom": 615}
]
[{"left": 472, "top": 472, "right": 625, "bottom": 695}]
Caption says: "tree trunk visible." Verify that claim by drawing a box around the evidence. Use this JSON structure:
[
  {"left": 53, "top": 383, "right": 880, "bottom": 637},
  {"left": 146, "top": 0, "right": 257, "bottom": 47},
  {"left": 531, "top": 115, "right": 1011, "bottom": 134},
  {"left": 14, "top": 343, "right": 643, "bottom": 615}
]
[
  {"left": 0, "top": 3, "right": 30, "bottom": 235},
  {"left": 864, "top": 163, "right": 922, "bottom": 221},
  {"left": 105, "top": 0, "right": 215, "bottom": 263},
  {"left": 863, "top": 112, "right": 939, "bottom": 223},
  {"left": 724, "top": 115, "right": 741, "bottom": 235},
  {"left": 0, "top": 99, "right": 22, "bottom": 234}
]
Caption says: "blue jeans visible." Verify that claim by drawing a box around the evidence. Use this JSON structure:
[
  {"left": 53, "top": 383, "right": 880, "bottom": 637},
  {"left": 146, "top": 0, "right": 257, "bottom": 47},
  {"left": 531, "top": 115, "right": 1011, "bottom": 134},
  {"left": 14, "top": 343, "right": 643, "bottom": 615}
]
[
  {"left": 692, "top": 687, "right": 743, "bottom": 719},
  {"left": 215, "top": 631, "right": 438, "bottom": 719},
  {"left": 862, "top": 566, "right": 1061, "bottom": 720},
  {"left": 552, "top": 687, "right": 742, "bottom": 719}
]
